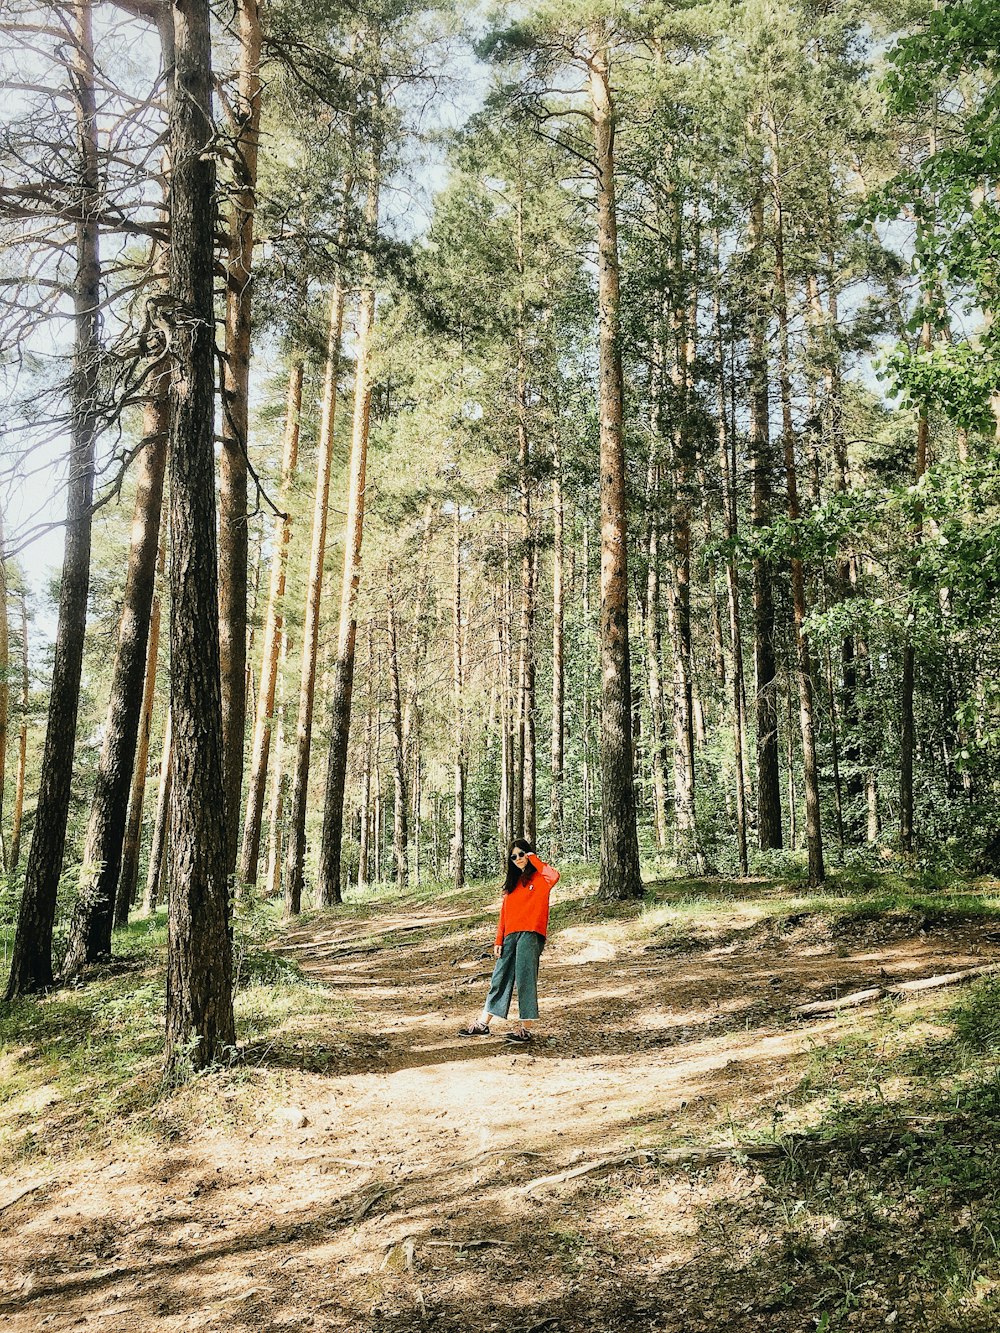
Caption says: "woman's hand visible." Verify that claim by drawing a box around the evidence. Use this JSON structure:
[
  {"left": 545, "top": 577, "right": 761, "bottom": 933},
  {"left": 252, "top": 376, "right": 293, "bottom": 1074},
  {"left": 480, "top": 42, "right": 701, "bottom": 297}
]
[{"left": 493, "top": 944, "right": 502, "bottom": 958}]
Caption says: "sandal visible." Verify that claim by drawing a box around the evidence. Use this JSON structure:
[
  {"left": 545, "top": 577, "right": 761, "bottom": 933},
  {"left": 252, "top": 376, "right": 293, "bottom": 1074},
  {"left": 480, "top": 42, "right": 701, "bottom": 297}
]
[{"left": 458, "top": 1020, "right": 491, "bottom": 1037}]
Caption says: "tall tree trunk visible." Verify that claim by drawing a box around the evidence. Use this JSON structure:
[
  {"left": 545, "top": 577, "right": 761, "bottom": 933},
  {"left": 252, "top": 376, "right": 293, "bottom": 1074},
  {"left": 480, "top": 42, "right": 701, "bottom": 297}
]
[
  {"left": 117, "top": 500, "right": 168, "bottom": 927},
  {"left": 767, "top": 109, "right": 824, "bottom": 886},
  {"left": 550, "top": 412, "right": 565, "bottom": 857},
  {"left": 811, "top": 256, "right": 864, "bottom": 834},
  {"left": 899, "top": 430, "right": 927, "bottom": 853},
  {"left": 589, "top": 30, "right": 643, "bottom": 900},
  {"left": 514, "top": 192, "right": 536, "bottom": 843},
  {"left": 412, "top": 733, "right": 422, "bottom": 884},
  {"left": 785, "top": 669, "right": 797, "bottom": 851},
  {"left": 700, "top": 469, "right": 727, "bottom": 690},
  {"left": 666, "top": 198, "right": 702, "bottom": 870},
  {"left": 499, "top": 515, "right": 516, "bottom": 850},
  {"left": 9, "top": 591, "right": 29, "bottom": 871},
  {"left": 239, "top": 356, "right": 302, "bottom": 886},
  {"left": 0, "top": 507, "right": 8, "bottom": 870},
  {"left": 284, "top": 185, "right": 351, "bottom": 915},
  {"left": 644, "top": 332, "right": 669, "bottom": 853},
  {"left": 714, "top": 216, "right": 748, "bottom": 875},
  {"left": 582, "top": 516, "right": 593, "bottom": 862},
  {"left": 386, "top": 570, "right": 408, "bottom": 887},
  {"left": 143, "top": 709, "right": 172, "bottom": 914},
  {"left": 317, "top": 144, "right": 380, "bottom": 909},
  {"left": 431, "top": 791, "right": 439, "bottom": 878},
  {"left": 374, "top": 735, "right": 383, "bottom": 885},
  {"left": 748, "top": 131, "right": 782, "bottom": 851},
  {"left": 218, "top": 0, "right": 263, "bottom": 882},
  {"left": 64, "top": 356, "right": 169, "bottom": 973},
  {"left": 401, "top": 504, "right": 433, "bottom": 867},
  {"left": 900, "top": 295, "right": 932, "bottom": 852},
  {"left": 264, "top": 623, "right": 290, "bottom": 900},
  {"left": 164, "top": 0, "right": 235, "bottom": 1071},
  {"left": 451, "top": 492, "right": 466, "bottom": 888},
  {"left": 357, "top": 622, "right": 374, "bottom": 892},
  {"left": 5, "top": 0, "right": 100, "bottom": 998},
  {"left": 826, "top": 646, "right": 846, "bottom": 853}
]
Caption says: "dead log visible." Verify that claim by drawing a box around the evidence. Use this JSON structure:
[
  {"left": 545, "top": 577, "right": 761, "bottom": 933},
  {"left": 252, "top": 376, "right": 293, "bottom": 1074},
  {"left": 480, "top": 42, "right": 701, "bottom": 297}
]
[
  {"left": 890, "top": 963, "right": 1000, "bottom": 996},
  {"left": 793, "top": 987, "right": 884, "bottom": 1016},
  {"left": 518, "top": 1144, "right": 783, "bottom": 1195},
  {"left": 0, "top": 1178, "right": 52, "bottom": 1214}
]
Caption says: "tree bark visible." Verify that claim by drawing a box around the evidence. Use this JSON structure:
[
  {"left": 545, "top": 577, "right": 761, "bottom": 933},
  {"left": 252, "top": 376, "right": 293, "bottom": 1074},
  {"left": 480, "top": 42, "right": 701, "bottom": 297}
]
[
  {"left": 386, "top": 568, "right": 408, "bottom": 887},
  {"left": 514, "top": 191, "right": 536, "bottom": 844},
  {"left": 164, "top": 0, "right": 235, "bottom": 1071},
  {"left": 811, "top": 257, "right": 864, "bottom": 836},
  {"left": 373, "top": 747, "right": 383, "bottom": 885},
  {"left": 238, "top": 355, "right": 301, "bottom": 887},
  {"left": 412, "top": 732, "right": 422, "bottom": 883},
  {"left": 499, "top": 514, "right": 516, "bottom": 850},
  {"left": 5, "top": 0, "right": 100, "bottom": 998},
  {"left": 900, "top": 307, "right": 931, "bottom": 852},
  {"left": 218, "top": 0, "right": 263, "bottom": 882},
  {"left": 747, "top": 132, "right": 782, "bottom": 852},
  {"left": 117, "top": 498, "right": 168, "bottom": 926},
  {"left": 582, "top": 516, "right": 593, "bottom": 861},
  {"left": 284, "top": 184, "right": 351, "bottom": 915},
  {"left": 317, "top": 145, "right": 380, "bottom": 909},
  {"left": 451, "top": 491, "right": 466, "bottom": 888},
  {"left": 588, "top": 30, "right": 643, "bottom": 900},
  {"left": 263, "top": 613, "right": 290, "bottom": 900},
  {"left": 644, "top": 325, "right": 669, "bottom": 853},
  {"left": 666, "top": 197, "right": 702, "bottom": 871},
  {"left": 714, "top": 217, "right": 748, "bottom": 875},
  {"left": 9, "top": 591, "right": 29, "bottom": 872},
  {"left": 0, "top": 507, "right": 8, "bottom": 870},
  {"left": 401, "top": 504, "right": 433, "bottom": 867},
  {"left": 357, "top": 621, "right": 374, "bottom": 892},
  {"left": 767, "top": 109, "right": 824, "bottom": 886},
  {"left": 64, "top": 356, "right": 169, "bottom": 973},
  {"left": 550, "top": 410, "right": 565, "bottom": 858},
  {"left": 143, "top": 709, "right": 172, "bottom": 915}
]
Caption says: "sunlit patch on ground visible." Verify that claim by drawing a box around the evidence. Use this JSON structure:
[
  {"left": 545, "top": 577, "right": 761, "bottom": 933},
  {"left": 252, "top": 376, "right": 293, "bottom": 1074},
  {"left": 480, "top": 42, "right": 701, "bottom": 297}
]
[{"left": 3, "top": 881, "right": 1000, "bottom": 1329}]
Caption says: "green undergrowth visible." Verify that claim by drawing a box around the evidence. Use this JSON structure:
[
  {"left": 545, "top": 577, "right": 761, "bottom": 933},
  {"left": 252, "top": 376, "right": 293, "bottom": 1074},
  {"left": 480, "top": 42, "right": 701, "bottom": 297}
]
[
  {"left": 631, "top": 973, "right": 1000, "bottom": 1330},
  {"left": 0, "top": 900, "right": 349, "bottom": 1168},
  {"left": 2, "top": 865, "right": 999, "bottom": 1195},
  {"left": 779, "top": 982, "right": 1000, "bottom": 1330},
  {"left": 540, "top": 865, "right": 1000, "bottom": 959}
]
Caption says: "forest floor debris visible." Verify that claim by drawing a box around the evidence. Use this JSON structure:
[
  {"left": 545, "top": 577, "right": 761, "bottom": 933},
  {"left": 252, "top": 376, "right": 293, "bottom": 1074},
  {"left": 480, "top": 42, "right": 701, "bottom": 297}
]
[{"left": 3, "top": 871, "right": 1000, "bottom": 1330}]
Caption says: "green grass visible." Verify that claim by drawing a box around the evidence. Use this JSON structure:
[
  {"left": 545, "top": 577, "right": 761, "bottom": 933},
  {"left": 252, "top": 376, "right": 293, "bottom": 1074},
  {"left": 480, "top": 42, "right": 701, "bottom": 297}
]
[
  {"left": 2, "top": 864, "right": 999, "bottom": 1186},
  {"left": 0, "top": 899, "right": 356, "bottom": 1166},
  {"left": 649, "top": 972, "right": 1000, "bottom": 1332}
]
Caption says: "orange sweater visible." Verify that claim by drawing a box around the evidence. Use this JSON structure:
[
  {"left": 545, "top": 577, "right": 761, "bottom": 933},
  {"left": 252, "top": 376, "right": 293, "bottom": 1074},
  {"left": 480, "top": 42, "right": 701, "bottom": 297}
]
[{"left": 495, "top": 853, "right": 560, "bottom": 946}]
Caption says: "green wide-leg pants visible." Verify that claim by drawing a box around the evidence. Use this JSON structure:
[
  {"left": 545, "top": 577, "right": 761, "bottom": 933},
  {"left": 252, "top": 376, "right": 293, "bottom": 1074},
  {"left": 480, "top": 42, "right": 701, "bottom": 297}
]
[{"left": 484, "top": 930, "right": 544, "bottom": 1021}]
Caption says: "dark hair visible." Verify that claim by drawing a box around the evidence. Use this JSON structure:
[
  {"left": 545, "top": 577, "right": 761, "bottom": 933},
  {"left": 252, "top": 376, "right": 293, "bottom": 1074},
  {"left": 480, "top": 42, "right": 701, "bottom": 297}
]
[{"left": 503, "top": 838, "right": 536, "bottom": 895}]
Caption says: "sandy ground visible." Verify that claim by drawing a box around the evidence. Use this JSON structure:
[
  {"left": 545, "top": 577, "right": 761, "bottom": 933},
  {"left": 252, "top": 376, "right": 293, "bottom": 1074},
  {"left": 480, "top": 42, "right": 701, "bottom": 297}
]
[{"left": 0, "top": 896, "right": 995, "bottom": 1332}]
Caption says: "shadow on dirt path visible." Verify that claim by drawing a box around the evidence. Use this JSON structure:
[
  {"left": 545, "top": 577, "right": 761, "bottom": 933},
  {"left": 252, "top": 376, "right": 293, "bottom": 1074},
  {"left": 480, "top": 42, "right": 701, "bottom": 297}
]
[{"left": 2, "top": 883, "right": 998, "bottom": 1332}]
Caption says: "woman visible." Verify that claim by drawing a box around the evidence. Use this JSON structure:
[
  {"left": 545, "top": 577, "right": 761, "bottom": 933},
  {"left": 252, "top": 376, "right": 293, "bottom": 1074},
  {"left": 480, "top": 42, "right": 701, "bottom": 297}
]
[{"left": 458, "top": 838, "right": 560, "bottom": 1044}]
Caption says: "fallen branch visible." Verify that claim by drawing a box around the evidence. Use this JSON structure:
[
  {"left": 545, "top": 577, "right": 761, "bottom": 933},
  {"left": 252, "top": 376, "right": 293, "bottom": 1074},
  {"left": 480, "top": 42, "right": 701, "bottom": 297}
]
[
  {"left": 793, "top": 987, "right": 884, "bottom": 1016},
  {"left": 426, "top": 1238, "right": 514, "bottom": 1250},
  {"left": 0, "top": 1178, "right": 53, "bottom": 1214},
  {"left": 520, "top": 1150, "right": 656, "bottom": 1194},
  {"left": 352, "top": 1185, "right": 396, "bottom": 1222},
  {"left": 793, "top": 964, "right": 1000, "bottom": 1018},
  {"left": 519, "top": 1143, "right": 788, "bottom": 1195},
  {"left": 890, "top": 963, "right": 1000, "bottom": 995}
]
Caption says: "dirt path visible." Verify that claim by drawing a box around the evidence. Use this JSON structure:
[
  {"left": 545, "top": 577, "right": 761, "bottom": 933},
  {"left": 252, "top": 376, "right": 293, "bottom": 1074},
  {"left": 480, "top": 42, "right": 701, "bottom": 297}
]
[{"left": 1, "top": 894, "right": 996, "bottom": 1332}]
